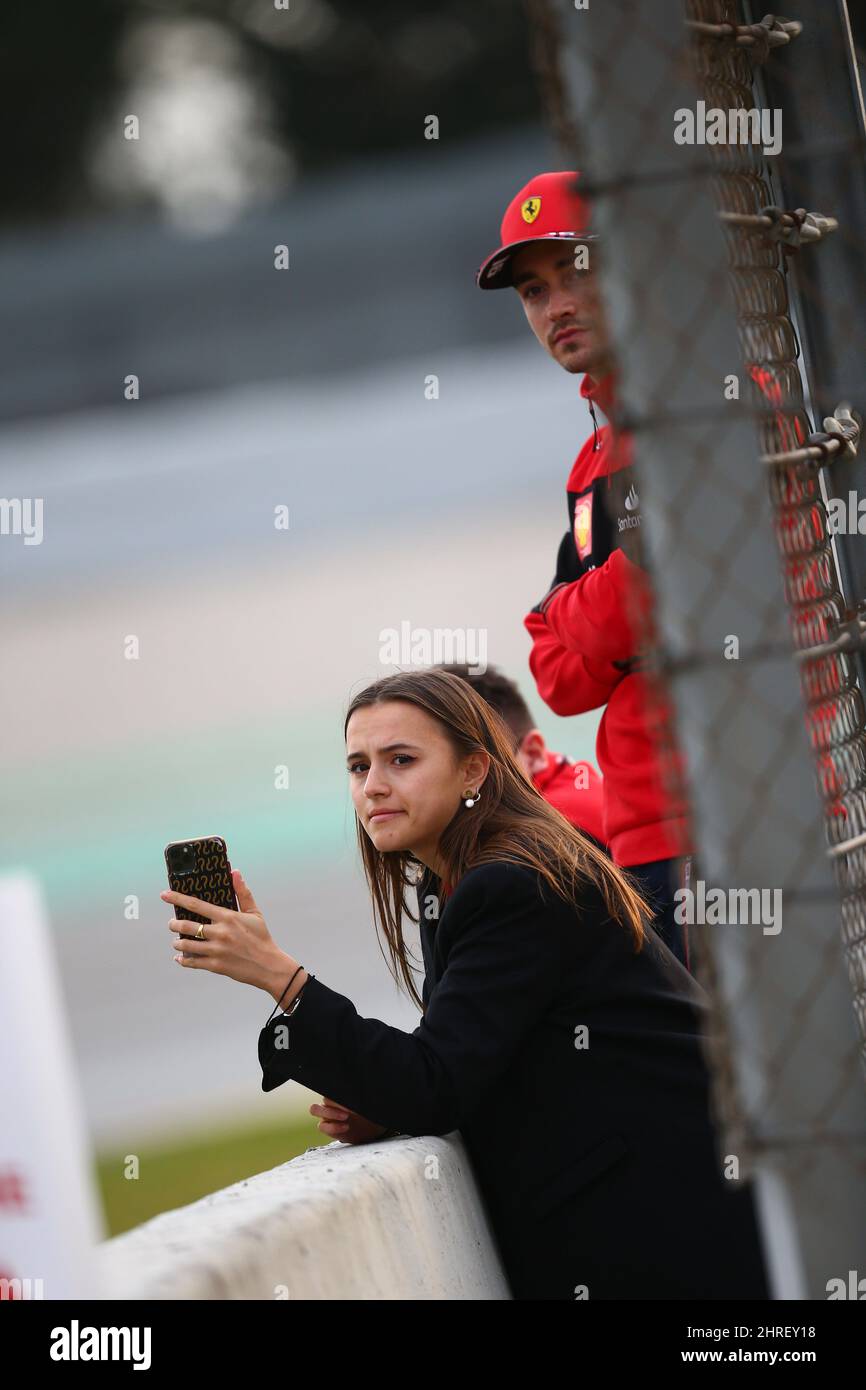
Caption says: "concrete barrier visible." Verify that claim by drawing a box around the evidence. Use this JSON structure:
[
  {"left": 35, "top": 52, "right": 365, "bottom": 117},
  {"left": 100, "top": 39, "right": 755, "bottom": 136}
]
[{"left": 98, "top": 1132, "right": 512, "bottom": 1300}]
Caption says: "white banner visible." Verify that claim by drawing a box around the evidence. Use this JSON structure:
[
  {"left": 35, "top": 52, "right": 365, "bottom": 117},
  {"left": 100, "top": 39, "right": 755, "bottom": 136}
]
[{"left": 0, "top": 873, "right": 105, "bottom": 1299}]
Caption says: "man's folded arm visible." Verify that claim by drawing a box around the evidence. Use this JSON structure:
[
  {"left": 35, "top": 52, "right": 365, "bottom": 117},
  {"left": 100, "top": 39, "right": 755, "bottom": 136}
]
[
  {"left": 538, "top": 549, "right": 651, "bottom": 664},
  {"left": 524, "top": 609, "right": 622, "bottom": 714}
]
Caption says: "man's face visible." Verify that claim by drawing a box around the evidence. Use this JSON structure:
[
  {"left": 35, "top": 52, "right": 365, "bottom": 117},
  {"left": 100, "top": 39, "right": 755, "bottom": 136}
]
[{"left": 511, "top": 239, "right": 613, "bottom": 377}]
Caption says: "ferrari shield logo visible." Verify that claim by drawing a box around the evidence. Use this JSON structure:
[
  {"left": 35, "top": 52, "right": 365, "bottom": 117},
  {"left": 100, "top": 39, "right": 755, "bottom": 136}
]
[
  {"left": 521, "top": 196, "right": 542, "bottom": 224},
  {"left": 573, "top": 493, "right": 593, "bottom": 560}
]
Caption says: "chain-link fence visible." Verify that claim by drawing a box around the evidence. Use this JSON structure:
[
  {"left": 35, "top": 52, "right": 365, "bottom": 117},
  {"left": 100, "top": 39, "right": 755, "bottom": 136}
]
[{"left": 527, "top": 0, "right": 866, "bottom": 1297}]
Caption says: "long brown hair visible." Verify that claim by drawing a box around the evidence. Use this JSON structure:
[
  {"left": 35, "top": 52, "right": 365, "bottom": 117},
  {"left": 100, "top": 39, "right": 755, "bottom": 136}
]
[{"left": 344, "top": 668, "right": 650, "bottom": 1010}]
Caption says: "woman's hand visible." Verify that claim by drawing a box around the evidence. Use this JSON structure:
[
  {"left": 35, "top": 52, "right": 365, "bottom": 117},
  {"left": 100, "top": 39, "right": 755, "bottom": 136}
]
[
  {"left": 161, "top": 870, "right": 298, "bottom": 1000},
  {"left": 310, "top": 1096, "right": 389, "bottom": 1145}
]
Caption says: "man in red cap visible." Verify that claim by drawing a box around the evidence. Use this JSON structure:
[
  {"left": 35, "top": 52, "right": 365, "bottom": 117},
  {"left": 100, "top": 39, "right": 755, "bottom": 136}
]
[{"left": 477, "top": 171, "right": 692, "bottom": 969}]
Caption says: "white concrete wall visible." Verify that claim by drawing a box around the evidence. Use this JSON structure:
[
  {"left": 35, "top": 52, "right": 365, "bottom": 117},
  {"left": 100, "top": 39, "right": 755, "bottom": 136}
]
[{"left": 97, "top": 1133, "right": 511, "bottom": 1300}]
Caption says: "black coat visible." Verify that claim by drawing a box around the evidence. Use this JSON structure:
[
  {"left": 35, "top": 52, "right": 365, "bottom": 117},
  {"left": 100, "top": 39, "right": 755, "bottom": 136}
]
[{"left": 259, "top": 860, "right": 769, "bottom": 1300}]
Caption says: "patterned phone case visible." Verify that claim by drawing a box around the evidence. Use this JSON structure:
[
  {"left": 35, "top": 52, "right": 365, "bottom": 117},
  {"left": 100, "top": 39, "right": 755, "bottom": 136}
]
[{"left": 164, "top": 835, "right": 238, "bottom": 932}]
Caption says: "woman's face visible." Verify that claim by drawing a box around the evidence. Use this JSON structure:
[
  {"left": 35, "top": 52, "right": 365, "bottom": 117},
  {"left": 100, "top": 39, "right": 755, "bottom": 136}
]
[{"left": 346, "top": 700, "right": 485, "bottom": 874}]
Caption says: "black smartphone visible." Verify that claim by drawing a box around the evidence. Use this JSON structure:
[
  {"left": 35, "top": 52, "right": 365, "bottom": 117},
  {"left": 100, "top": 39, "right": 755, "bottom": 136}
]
[{"left": 164, "top": 836, "right": 239, "bottom": 940}]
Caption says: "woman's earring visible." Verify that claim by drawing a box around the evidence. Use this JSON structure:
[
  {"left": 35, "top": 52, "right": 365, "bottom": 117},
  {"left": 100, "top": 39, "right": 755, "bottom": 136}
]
[{"left": 463, "top": 788, "right": 481, "bottom": 808}]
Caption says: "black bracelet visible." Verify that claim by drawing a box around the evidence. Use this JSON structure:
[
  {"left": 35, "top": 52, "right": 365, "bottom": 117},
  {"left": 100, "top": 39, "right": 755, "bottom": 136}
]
[{"left": 264, "top": 965, "right": 307, "bottom": 1026}]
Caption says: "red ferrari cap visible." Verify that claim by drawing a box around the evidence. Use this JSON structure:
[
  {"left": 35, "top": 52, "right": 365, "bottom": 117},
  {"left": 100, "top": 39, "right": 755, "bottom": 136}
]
[{"left": 476, "top": 170, "right": 597, "bottom": 290}]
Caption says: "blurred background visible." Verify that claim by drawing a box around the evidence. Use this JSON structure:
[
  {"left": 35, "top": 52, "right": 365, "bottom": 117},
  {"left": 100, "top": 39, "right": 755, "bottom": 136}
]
[{"left": 0, "top": 0, "right": 603, "bottom": 1234}]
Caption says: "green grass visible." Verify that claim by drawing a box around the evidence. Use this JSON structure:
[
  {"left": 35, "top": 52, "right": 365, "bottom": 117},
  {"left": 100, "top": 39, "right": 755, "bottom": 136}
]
[{"left": 96, "top": 1113, "right": 333, "bottom": 1237}]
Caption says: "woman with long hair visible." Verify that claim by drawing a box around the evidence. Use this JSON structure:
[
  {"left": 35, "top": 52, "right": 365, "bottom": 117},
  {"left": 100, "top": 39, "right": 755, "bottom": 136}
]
[{"left": 162, "top": 668, "right": 769, "bottom": 1300}]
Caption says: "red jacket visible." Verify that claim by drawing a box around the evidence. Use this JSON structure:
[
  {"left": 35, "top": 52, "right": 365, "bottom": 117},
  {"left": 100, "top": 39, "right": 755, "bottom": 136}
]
[
  {"left": 533, "top": 749, "right": 606, "bottom": 845},
  {"left": 524, "top": 371, "right": 690, "bottom": 866}
]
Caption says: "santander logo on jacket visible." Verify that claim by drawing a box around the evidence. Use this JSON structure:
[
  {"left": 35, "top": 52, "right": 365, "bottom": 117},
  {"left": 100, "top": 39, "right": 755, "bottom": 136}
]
[{"left": 523, "top": 370, "right": 690, "bottom": 868}]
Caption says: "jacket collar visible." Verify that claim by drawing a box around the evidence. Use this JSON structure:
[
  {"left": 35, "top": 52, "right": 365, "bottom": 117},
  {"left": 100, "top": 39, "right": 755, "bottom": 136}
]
[
  {"left": 532, "top": 750, "right": 567, "bottom": 794},
  {"left": 580, "top": 368, "right": 617, "bottom": 420}
]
